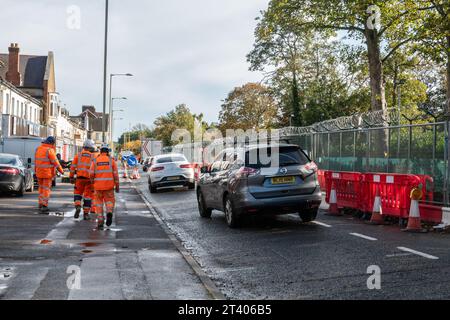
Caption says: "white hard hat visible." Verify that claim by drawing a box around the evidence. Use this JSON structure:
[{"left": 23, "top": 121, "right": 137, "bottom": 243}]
[
  {"left": 100, "top": 143, "right": 110, "bottom": 151},
  {"left": 83, "top": 139, "right": 95, "bottom": 149}
]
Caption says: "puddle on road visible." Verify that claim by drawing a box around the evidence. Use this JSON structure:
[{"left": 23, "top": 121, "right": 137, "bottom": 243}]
[{"left": 79, "top": 242, "right": 100, "bottom": 248}]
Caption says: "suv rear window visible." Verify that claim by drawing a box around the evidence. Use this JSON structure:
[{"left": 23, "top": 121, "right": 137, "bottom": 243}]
[
  {"left": 245, "top": 146, "right": 309, "bottom": 169},
  {"left": 156, "top": 156, "right": 186, "bottom": 164}
]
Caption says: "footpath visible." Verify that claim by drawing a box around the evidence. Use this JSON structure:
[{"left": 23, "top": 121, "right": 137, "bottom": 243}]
[{"left": 0, "top": 176, "right": 218, "bottom": 300}]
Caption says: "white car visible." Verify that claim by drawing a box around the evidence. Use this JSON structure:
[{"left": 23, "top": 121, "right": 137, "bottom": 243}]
[{"left": 148, "top": 154, "right": 195, "bottom": 193}]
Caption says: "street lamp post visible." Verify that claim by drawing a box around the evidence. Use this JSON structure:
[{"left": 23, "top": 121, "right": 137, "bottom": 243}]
[
  {"left": 101, "top": 0, "right": 109, "bottom": 142},
  {"left": 108, "top": 73, "right": 133, "bottom": 145},
  {"left": 110, "top": 97, "right": 126, "bottom": 155}
]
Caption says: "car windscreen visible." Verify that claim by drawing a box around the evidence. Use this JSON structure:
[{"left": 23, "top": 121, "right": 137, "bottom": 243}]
[
  {"left": 156, "top": 156, "right": 186, "bottom": 164},
  {"left": 0, "top": 156, "right": 17, "bottom": 166},
  {"left": 245, "top": 146, "right": 309, "bottom": 169}
]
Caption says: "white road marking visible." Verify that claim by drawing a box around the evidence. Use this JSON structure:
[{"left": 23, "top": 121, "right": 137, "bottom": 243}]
[
  {"left": 349, "top": 233, "right": 378, "bottom": 241},
  {"left": 397, "top": 247, "right": 439, "bottom": 260},
  {"left": 386, "top": 253, "right": 413, "bottom": 258},
  {"left": 312, "top": 221, "right": 332, "bottom": 228},
  {"left": 43, "top": 210, "right": 76, "bottom": 241}
]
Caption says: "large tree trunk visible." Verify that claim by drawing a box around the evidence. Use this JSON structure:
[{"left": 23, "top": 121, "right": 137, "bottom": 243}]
[
  {"left": 291, "top": 72, "right": 302, "bottom": 126},
  {"left": 365, "top": 28, "right": 387, "bottom": 112}
]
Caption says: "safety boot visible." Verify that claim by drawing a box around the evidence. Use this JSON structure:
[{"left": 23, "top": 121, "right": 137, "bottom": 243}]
[
  {"left": 106, "top": 213, "right": 113, "bottom": 227},
  {"left": 40, "top": 206, "right": 50, "bottom": 215},
  {"left": 83, "top": 212, "right": 91, "bottom": 221},
  {"left": 97, "top": 215, "right": 105, "bottom": 230},
  {"left": 74, "top": 206, "right": 82, "bottom": 219}
]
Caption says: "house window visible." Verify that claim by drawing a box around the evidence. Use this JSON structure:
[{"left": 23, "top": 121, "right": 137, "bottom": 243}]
[
  {"left": 5, "top": 93, "right": 10, "bottom": 114},
  {"left": 11, "top": 97, "right": 15, "bottom": 115}
]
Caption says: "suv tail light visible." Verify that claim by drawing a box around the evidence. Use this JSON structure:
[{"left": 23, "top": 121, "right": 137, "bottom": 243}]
[
  {"left": 237, "top": 167, "right": 260, "bottom": 178},
  {"left": 151, "top": 166, "right": 165, "bottom": 172},
  {"left": 304, "top": 162, "right": 318, "bottom": 172},
  {"left": 180, "top": 164, "right": 193, "bottom": 169},
  {"left": 0, "top": 168, "right": 19, "bottom": 175}
]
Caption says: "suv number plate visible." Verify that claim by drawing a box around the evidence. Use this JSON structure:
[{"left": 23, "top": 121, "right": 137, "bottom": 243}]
[{"left": 271, "top": 176, "right": 295, "bottom": 185}]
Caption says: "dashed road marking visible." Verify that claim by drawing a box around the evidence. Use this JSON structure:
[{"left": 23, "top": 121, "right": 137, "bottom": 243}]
[
  {"left": 397, "top": 247, "right": 439, "bottom": 260},
  {"left": 349, "top": 233, "right": 378, "bottom": 241},
  {"left": 312, "top": 221, "right": 332, "bottom": 228}
]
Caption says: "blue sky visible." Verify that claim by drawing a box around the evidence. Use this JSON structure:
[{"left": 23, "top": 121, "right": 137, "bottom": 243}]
[{"left": 1, "top": 0, "right": 269, "bottom": 139}]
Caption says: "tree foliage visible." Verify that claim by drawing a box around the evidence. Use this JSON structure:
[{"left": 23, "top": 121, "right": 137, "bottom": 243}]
[{"left": 218, "top": 83, "right": 279, "bottom": 131}]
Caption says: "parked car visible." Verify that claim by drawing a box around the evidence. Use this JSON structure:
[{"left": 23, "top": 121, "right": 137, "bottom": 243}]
[
  {"left": 148, "top": 154, "right": 195, "bottom": 193},
  {"left": 0, "top": 153, "right": 34, "bottom": 196},
  {"left": 142, "top": 157, "right": 153, "bottom": 172},
  {"left": 196, "top": 144, "right": 322, "bottom": 228}
]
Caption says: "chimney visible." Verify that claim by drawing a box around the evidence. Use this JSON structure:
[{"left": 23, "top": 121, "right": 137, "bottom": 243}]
[{"left": 6, "top": 43, "right": 21, "bottom": 86}]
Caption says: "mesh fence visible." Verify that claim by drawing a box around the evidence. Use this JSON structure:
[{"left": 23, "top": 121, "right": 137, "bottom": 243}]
[{"left": 282, "top": 122, "right": 449, "bottom": 205}]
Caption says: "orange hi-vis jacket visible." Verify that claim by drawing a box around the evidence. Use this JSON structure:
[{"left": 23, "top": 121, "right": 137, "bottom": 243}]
[
  {"left": 35, "top": 143, "right": 64, "bottom": 179},
  {"left": 90, "top": 153, "right": 119, "bottom": 191},
  {"left": 70, "top": 149, "right": 95, "bottom": 179}
]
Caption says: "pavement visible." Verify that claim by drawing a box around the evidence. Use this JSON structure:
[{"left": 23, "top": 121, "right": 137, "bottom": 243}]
[
  {"left": 0, "top": 176, "right": 212, "bottom": 300},
  {"left": 134, "top": 175, "right": 450, "bottom": 300}
]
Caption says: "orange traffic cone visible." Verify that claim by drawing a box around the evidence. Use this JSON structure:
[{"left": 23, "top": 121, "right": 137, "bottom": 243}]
[
  {"left": 403, "top": 188, "right": 427, "bottom": 233},
  {"left": 367, "top": 185, "right": 386, "bottom": 225},
  {"left": 326, "top": 181, "right": 342, "bottom": 216}
]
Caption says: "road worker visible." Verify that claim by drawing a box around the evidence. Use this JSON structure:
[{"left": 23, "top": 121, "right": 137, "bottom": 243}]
[
  {"left": 35, "top": 136, "right": 64, "bottom": 214},
  {"left": 90, "top": 147, "right": 100, "bottom": 215},
  {"left": 90, "top": 143, "right": 120, "bottom": 229},
  {"left": 70, "top": 139, "right": 96, "bottom": 220}
]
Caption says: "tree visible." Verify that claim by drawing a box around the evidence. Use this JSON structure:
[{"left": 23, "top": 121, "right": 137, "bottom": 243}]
[
  {"left": 218, "top": 83, "right": 279, "bottom": 131},
  {"left": 254, "top": 0, "right": 430, "bottom": 112},
  {"left": 117, "top": 123, "right": 154, "bottom": 147},
  {"left": 416, "top": 1, "right": 450, "bottom": 113},
  {"left": 153, "top": 104, "right": 207, "bottom": 146}
]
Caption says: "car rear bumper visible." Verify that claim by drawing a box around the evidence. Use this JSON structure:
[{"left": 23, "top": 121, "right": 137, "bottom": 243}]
[
  {"left": 233, "top": 187, "right": 322, "bottom": 215},
  {"left": 0, "top": 176, "right": 22, "bottom": 192},
  {"left": 152, "top": 177, "right": 195, "bottom": 188}
]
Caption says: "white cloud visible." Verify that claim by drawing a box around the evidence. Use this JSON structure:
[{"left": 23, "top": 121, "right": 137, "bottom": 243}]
[{"left": 0, "top": 0, "right": 268, "bottom": 139}]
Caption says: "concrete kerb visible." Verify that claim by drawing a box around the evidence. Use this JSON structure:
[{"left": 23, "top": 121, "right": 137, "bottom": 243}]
[{"left": 131, "top": 181, "right": 226, "bottom": 300}]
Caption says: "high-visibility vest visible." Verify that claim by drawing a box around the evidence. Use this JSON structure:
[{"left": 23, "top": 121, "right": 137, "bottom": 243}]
[
  {"left": 71, "top": 150, "right": 94, "bottom": 179},
  {"left": 91, "top": 154, "right": 118, "bottom": 191},
  {"left": 35, "top": 143, "right": 62, "bottom": 179}
]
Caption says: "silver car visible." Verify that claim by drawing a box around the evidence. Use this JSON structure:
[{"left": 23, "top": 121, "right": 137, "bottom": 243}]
[
  {"left": 197, "top": 144, "right": 322, "bottom": 228},
  {"left": 148, "top": 154, "right": 195, "bottom": 193}
]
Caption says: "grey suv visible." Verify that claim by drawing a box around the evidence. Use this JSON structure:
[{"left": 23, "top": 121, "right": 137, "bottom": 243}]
[{"left": 196, "top": 144, "right": 322, "bottom": 228}]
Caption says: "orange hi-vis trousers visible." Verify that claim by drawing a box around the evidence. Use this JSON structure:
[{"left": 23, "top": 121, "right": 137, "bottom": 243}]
[
  {"left": 38, "top": 178, "right": 52, "bottom": 207},
  {"left": 74, "top": 178, "right": 93, "bottom": 214},
  {"left": 94, "top": 189, "right": 115, "bottom": 222}
]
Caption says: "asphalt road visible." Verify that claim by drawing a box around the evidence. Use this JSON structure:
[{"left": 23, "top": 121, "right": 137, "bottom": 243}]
[{"left": 137, "top": 175, "right": 450, "bottom": 300}]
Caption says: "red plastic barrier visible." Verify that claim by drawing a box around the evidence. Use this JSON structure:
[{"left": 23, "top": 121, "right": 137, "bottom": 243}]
[
  {"left": 325, "top": 171, "right": 362, "bottom": 210},
  {"left": 360, "top": 173, "right": 421, "bottom": 219},
  {"left": 317, "top": 170, "right": 327, "bottom": 192},
  {"left": 419, "top": 204, "right": 442, "bottom": 224}
]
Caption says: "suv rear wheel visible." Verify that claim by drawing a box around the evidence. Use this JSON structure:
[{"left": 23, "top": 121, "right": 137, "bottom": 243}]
[
  {"left": 197, "top": 190, "right": 212, "bottom": 218},
  {"left": 299, "top": 208, "right": 318, "bottom": 223},
  {"left": 224, "top": 196, "right": 241, "bottom": 228}
]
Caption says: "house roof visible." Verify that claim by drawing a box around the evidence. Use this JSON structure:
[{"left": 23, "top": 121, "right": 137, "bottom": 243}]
[{"left": 0, "top": 53, "right": 49, "bottom": 88}]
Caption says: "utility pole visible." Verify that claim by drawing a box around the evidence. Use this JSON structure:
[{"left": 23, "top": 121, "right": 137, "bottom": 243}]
[{"left": 101, "top": 0, "right": 109, "bottom": 142}]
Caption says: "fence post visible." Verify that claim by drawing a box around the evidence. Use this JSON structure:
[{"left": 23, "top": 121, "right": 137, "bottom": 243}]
[{"left": 445, "top": 121, "right": 450, "bottom": 206}]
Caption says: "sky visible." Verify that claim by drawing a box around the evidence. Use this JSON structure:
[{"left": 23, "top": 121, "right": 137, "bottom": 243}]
[{"left": 0, "top": 0, "right": 269, "bottom": 139}]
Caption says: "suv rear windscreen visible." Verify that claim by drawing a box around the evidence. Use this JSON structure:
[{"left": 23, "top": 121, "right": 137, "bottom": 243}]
[{"left": 245, "top": 146, "right": 309, "bottom": 169}]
